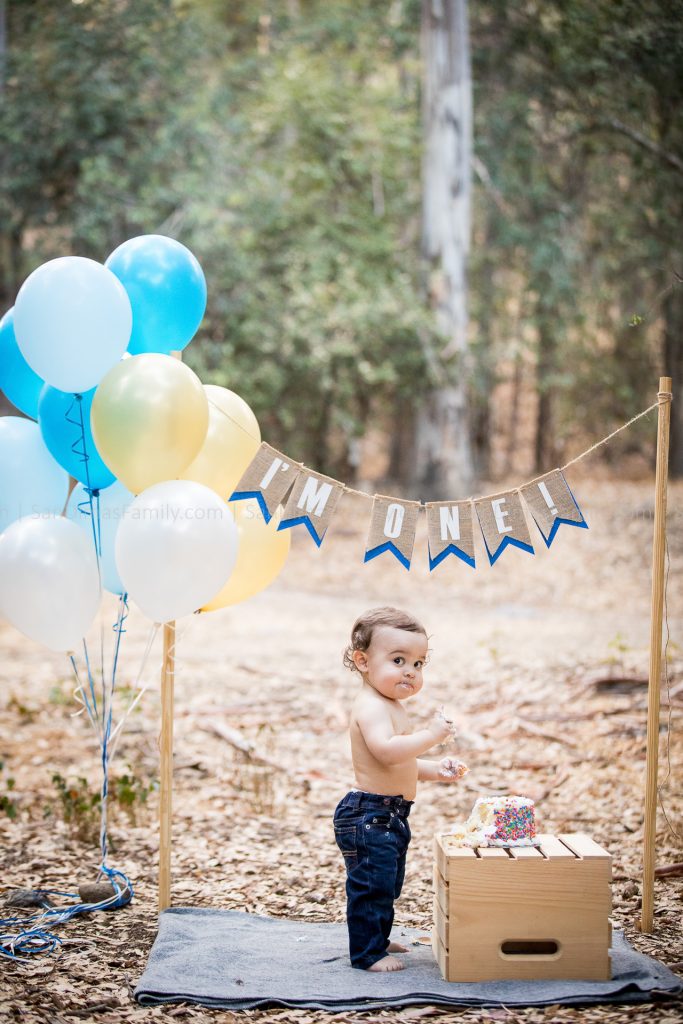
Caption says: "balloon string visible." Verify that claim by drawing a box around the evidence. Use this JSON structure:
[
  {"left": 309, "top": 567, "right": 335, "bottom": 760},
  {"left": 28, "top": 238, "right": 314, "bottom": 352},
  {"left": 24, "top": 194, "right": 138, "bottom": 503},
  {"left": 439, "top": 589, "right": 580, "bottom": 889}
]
[
  {"left": 206, "top": 397, "right": 261, "bottom": 444},
  {"left": 65, "top": 395, "right": 102, "bottom": 560},
  {"left": 107, "top": 620, "right": 160, "bottom": 761}
]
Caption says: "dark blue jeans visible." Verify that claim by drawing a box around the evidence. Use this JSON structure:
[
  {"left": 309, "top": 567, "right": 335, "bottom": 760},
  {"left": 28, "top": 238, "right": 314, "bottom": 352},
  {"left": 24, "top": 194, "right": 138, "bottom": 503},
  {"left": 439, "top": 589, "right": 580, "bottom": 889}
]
[{"left": 333, "top": 790, "right": 413, "bottom": 969}]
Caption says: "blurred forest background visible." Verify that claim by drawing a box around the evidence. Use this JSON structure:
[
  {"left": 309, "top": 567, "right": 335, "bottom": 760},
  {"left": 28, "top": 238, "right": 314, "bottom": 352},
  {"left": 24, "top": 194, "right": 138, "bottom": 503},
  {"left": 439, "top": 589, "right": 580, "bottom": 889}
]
[{"left": 1, "top": 0, "right": 682, "bottom": 493}]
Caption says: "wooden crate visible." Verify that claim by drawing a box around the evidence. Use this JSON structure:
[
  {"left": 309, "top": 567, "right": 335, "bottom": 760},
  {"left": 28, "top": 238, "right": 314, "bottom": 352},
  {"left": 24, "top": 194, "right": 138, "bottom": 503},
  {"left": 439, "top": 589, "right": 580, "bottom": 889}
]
[{"left": 432, "top": 832, "right": 612, "bottom": 982}]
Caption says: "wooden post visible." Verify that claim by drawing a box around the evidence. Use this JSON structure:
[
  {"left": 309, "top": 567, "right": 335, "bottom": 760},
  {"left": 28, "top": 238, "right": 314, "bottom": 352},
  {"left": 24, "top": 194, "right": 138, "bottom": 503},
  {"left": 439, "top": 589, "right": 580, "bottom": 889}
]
[
  {"left": 159, "top": 620, "right": 175, "bottom": 912},
  {"left": 641, "top": 376, "right": 672, "bottom": 933}
]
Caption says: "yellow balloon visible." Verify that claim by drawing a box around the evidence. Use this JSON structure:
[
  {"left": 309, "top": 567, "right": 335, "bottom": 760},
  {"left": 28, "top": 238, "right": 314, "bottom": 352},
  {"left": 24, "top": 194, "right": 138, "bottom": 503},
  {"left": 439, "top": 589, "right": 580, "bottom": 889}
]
[
  {"left": 181, "top": 385, "right": 261, "bottom": 499},
  {"left": 201, "top": 498, "right": 290, "bottom": 611},
  {"left": 91, "top": 354, "right": 209, "bottom": 494}
]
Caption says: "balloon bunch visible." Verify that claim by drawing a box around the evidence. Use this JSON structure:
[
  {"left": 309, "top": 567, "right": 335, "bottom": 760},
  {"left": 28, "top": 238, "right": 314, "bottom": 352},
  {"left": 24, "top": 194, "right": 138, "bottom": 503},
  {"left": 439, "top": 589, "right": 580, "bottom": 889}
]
[
  {"left": 0, "top": 235, "right": 292, "bottom": 958},
  {"left": 0, "top": 234, "right": 291, "bottom": 649}
]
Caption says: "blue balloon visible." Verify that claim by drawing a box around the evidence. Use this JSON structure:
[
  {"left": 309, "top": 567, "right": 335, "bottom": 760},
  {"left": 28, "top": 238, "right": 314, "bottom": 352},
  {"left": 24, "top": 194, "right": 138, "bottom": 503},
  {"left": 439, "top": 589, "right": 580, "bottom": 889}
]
[
  {"left": 0, "top": 308, "right": 44, "bottom": 419},
  {"left": 0, "top": 417, "right": 69, "bottom": 534},
  {"left": 38, "top": 385, "right": 116, "bottom": 491},
  {"left": 105, "top": 235, "right": 207, "bottom": 356}
]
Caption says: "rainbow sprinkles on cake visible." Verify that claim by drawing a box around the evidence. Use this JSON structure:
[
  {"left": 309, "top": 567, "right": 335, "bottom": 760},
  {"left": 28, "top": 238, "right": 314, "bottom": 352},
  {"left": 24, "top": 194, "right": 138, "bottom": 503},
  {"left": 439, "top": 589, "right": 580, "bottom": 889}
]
[{"left": 442, "top": 796, "right": 539, "bottom": 848}]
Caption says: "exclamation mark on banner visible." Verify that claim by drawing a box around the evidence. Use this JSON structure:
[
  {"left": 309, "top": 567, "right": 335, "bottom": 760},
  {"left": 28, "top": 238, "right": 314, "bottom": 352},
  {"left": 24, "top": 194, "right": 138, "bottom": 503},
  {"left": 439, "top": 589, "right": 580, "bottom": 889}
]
[{"left": 538, "top": 481, "right": 557, "bottom": 517}]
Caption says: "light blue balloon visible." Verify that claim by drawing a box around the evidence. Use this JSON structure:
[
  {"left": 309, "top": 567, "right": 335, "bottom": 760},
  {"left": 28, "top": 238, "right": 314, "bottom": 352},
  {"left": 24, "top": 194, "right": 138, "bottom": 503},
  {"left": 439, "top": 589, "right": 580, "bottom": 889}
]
[
  {"left": 105, "top": 235, "right": 207, "bottom": 356},
  {"left": 13, "top": 256, "right": 132, "bottom": 394},
  {"left": 0, "top": 417, "right": 69, "bottom": 534},
  {"left": 38, "top": 385, "right": 115, "bottom": 491},
  {"left": 0, "top": 308, "right": 44, "bottom": 419},
  {"left": 67, "top": 480, "right": 134, "bottom": 595}
]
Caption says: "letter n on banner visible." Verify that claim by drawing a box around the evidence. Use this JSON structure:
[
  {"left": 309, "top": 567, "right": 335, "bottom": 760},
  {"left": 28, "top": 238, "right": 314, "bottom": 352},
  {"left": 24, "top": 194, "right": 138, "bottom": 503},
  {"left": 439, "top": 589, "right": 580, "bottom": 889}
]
[
  {"left": 364, "top": 496, "right": 420, "bottom": 570},
  {"left": 278, "top": 470, "right": 345, "bottom": 547},
  {"left": 230, "top": 442, "right": 302, "bottom": 524},
  {"left": 520, "top": 469, "right": 588, "bottom": 547},
  {"left": 425, "top": 500, "right": 475, "bottom": 571},
  {"left": 474, "top": 490, "right": 534, "bottom": 566}
]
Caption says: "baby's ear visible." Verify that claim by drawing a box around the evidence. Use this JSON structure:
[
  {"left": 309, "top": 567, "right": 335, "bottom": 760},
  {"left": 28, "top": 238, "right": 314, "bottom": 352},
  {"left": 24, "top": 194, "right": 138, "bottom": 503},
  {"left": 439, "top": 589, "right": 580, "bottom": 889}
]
[{"left": 352, "top": 648, "right": 368, "bottom": 673}]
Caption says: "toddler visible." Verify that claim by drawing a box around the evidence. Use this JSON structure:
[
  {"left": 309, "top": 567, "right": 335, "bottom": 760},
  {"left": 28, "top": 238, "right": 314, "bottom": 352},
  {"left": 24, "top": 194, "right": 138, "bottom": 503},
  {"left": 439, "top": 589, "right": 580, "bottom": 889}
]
[{"left": 333, "top": 606, "right": 467, "bottom": 972}]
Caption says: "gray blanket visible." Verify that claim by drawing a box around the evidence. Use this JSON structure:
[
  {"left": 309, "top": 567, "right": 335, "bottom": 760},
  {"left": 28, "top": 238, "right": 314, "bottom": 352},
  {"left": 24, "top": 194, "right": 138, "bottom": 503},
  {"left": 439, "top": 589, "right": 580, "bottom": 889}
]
[{"left": 134, "top": 908, "right": 682, "bottom": 1010}]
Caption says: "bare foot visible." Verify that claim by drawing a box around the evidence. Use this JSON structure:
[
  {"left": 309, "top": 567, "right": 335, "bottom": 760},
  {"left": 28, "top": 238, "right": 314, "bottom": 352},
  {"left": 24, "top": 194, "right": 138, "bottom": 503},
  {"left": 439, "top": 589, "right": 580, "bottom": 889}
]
[
  {"left": 386, "top": 941, "right": 409, "bottom": 953},
  {"left": 367, "top": 955, "right": 405, "bottom": 972}
]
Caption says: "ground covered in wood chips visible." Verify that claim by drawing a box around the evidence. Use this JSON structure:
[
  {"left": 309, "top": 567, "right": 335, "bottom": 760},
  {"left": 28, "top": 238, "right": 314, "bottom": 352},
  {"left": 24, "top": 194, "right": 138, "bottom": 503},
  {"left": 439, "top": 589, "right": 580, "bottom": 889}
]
[{"left": 1, "top": 475, "right": 682, "bottom": 1024}]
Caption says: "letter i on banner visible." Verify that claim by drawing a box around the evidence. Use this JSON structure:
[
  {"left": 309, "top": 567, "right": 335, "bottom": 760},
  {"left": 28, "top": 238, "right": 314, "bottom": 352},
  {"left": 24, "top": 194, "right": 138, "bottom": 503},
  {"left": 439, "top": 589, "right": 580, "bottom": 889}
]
[
  {"left": 520, "top": 469, "right": 588, "bottom": 546},
  {"left": 230, "top": 442, "right": 302, "bottom": 524},
  {"left": 278, "top": 470, "right": 345, "bottom": 546},
  {"left": 425, "top": 500, "right": 476, "bottom": 571},
  {"left": 474, "top": 490, "right": 535, "bottom": 566},
  {"left": 364, "top": 495, "right": 420, "bottom": 570}
]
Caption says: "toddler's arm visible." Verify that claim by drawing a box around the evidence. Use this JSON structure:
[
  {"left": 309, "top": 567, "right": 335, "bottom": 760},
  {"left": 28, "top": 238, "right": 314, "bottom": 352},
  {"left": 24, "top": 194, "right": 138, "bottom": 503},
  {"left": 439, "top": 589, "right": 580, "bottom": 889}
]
[
  {"left": 418, "top": 757, "right": 469, "bottom": 782},
  {"left": 356, "top": 705, "right": 451, "bottom": 766}
]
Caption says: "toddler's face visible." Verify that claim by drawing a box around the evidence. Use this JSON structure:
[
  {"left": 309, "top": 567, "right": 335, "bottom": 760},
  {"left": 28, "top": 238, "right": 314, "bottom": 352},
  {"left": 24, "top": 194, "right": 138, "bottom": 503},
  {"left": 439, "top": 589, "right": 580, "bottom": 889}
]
[{"left": 354, "top": 625, "right": 428, "bottom": 701}]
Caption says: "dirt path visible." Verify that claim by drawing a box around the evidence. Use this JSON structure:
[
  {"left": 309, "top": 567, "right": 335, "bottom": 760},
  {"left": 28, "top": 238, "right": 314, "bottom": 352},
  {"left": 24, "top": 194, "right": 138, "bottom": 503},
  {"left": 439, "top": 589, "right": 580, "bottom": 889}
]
[{"left": 1, "top": 477, "right": 682, "bottom": 1023}]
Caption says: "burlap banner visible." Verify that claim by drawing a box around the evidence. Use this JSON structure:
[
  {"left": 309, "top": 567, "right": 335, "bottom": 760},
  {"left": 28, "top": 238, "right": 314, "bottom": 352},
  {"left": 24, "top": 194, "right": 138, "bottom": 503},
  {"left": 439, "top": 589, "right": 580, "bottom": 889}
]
[
  {"left": 474, "top": 489, "right": 534, "bottom": 566},
  {"left": 230, "top": 442, "right": 302, "bottom": 523},
  {"left": 364, "top": 495, "right": 420, "bottom": 570},
  {"left": 277, "top": 469, "right": 345, "bottom": 546},
  {"left": 425, "top": 500, "right": 476, "bottom": 571},
  {"left": 520, "top": 469, "right": 588, "bottom": 547},
  {"left": 229, "top": 443, "right": 589, "bottom": 569}
]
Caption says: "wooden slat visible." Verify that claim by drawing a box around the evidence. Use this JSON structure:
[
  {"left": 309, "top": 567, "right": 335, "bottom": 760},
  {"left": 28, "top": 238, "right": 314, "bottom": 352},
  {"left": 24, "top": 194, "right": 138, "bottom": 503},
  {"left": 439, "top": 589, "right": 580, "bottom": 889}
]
[
  {"left": 433, "top": 895, "right": 449, "bottom": 949},
  {"left": 537, "top": 833, "right": 577, "bottom": 859},
  {"left": 558, "top": 833, "right": 611, "bottom": 861},
  {"left": 433, "top": 865, "right": 449, "bottom": 918},
  {"left": 477, "top": 847, "right": 511, "bottom": 859},
  {"left": 509, "top": 845, "right": 545, "bottom": 859}
]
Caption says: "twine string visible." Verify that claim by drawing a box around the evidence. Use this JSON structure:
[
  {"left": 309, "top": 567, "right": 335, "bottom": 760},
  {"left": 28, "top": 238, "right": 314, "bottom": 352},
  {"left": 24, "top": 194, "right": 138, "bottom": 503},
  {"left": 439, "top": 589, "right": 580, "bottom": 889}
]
[{"left": 209, "top": 394, "right": 669, "bottom": 506}]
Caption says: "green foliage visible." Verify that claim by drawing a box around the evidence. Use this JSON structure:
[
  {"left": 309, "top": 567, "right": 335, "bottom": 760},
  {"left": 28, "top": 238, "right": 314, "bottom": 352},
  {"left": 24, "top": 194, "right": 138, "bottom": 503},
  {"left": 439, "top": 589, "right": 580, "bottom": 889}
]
[
  {"left": 2, "top": 0, "right": 682, "bottom": 474},
  {"left": 47, "top": 768, "right": 156, "bottom": 844},
  {"left": 48, "top": 773, "right": 101, "bottom": 844},
  {"left": 0, "top": 760, "right": 18, "bottom": 821}
]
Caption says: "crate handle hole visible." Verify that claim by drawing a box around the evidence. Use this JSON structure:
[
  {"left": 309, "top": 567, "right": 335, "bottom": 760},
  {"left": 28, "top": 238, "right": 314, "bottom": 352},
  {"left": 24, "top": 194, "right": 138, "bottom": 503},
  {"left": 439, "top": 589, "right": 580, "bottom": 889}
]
[{"left": 500, "top": 940, "right": 561, "bottom": 958}]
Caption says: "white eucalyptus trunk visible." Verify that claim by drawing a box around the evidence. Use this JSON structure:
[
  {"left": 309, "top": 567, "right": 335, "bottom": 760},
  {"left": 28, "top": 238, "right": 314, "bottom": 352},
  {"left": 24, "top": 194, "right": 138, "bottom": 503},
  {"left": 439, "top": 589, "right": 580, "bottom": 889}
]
[{"left": 416, "top": 0, "right": 474, "bottom": 498}]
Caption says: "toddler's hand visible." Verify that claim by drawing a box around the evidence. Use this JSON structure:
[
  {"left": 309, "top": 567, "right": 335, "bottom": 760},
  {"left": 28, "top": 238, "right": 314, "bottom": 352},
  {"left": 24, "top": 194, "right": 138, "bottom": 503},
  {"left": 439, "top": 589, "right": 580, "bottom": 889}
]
[
  {"left": 438, "top": 757, "right": 468, "bottom": 781},
  {"left": 437, "top": 705, "right": 457, "bottom": 740},
  {"left": 427, "top": 712, "right": 452, "bottom": 744}
]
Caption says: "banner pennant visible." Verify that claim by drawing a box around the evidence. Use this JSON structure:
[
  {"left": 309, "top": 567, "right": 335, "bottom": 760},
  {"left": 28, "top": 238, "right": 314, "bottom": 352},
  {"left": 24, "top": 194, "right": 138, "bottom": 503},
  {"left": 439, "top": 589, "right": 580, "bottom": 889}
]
[
  {"left": 364, "top": 496, "right": 420, "bottom": 571},
  {"left": 474, "top": 490, "right": 534, "bottom": 566},
  {"left": 520, "top": 469, "right": 588, "bottom": 547},
  {"left": 425, "top": 500, "right": 475, "bottom": 571},
  {"left": 230, "top": 442, "right": 302, "bottom": 524},
  {"left": 277, "top": 470, "right": 345, "bottom": 547}
]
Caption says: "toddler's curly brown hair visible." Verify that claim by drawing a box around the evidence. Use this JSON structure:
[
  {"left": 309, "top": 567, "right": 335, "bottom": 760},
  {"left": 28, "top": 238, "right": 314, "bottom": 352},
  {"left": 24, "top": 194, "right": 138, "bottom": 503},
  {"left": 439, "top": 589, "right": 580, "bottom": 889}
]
[{"left": 343, "top": 606, "right": 427, "bottom": 672}]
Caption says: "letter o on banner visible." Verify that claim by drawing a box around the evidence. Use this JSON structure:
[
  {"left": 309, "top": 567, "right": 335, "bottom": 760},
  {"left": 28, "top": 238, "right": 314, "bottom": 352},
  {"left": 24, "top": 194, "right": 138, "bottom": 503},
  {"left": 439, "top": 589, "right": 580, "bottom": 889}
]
[{"left": 384, "top": 503, "right": 405, "bottom": 539}]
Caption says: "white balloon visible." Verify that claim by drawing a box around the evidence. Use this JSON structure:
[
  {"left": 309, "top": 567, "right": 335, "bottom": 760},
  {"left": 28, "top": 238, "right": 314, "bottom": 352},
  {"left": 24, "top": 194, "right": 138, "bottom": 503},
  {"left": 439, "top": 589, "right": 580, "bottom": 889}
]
[
  {"left": 67, "top": 480, "right": 134, "bottom": 596},
  {"left": 0, "top": 516, "right": 101, "bottom": 652},
  {"left": 0, "top": 417, "right": 69, "bottom": 534},
  {"left": 115, "top": 480, "right": 238, "bottom": 622},
  {"left": 14, "top": 256, "right": 132, "bottom": 393}
]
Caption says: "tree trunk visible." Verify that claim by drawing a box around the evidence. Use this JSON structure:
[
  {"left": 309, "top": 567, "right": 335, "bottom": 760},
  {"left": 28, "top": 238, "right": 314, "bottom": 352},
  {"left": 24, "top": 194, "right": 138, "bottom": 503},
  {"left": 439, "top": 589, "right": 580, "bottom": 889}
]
[
  {"left": 663, "top": 271, "right": 683, "bottom": 477},
  {"left": 415, "top": 0, "right": 474, "bottom": 500}
]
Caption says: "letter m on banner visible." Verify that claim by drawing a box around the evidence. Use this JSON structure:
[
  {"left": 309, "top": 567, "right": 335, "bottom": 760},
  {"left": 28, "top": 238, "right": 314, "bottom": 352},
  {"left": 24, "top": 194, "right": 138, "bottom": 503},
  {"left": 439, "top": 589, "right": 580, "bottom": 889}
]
[{"left": 278, "top": 471, "right": 344, "bottom": 546}]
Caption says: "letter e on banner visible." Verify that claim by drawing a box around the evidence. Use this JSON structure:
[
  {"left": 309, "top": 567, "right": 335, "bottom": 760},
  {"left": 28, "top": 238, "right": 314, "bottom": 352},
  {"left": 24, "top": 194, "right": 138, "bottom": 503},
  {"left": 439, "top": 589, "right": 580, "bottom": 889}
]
[{"left": 474, "top": 490, "right": 534, "bottom": 566}]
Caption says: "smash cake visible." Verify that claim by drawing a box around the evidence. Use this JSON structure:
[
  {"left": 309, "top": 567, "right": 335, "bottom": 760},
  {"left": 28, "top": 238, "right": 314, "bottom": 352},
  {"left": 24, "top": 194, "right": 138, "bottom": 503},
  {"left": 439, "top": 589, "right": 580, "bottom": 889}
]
[{"left": 442, "top": 795, "right": 538, "bottom": 848}]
